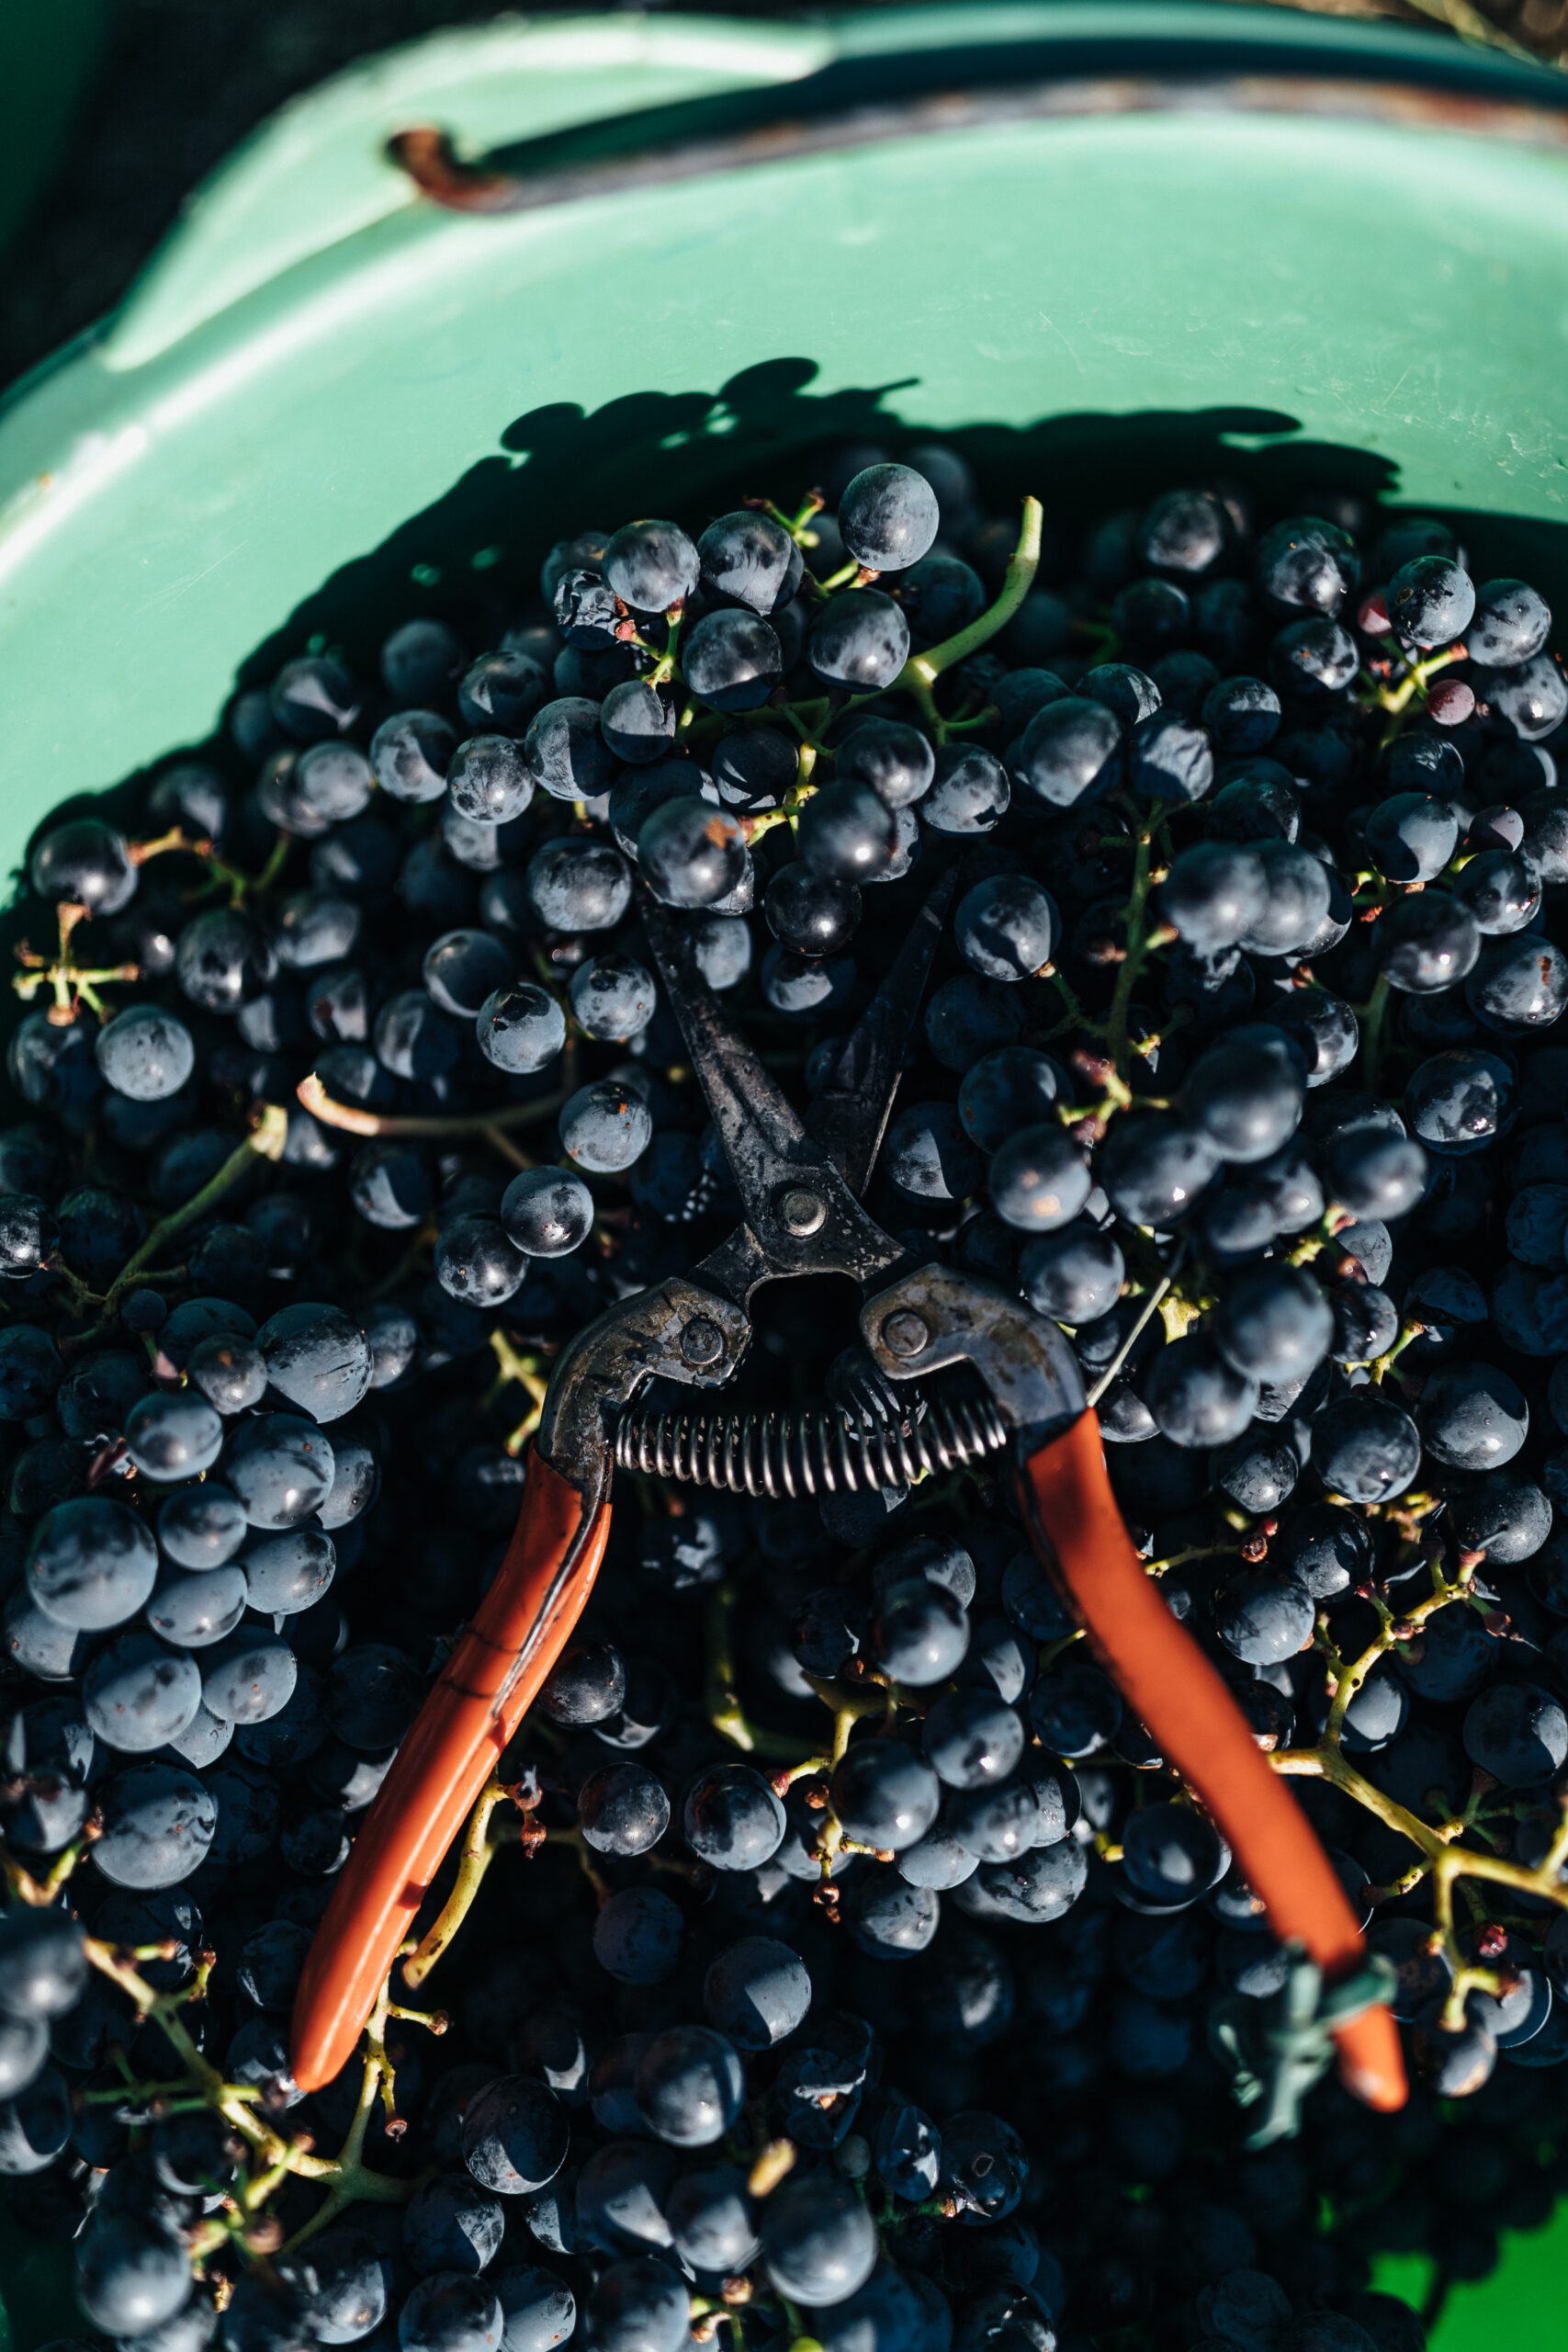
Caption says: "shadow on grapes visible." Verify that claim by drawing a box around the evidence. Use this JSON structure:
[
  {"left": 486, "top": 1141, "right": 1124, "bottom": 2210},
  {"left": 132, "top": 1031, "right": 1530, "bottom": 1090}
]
[{"left": 0, "top": 362, "right": 1424, "bottom": 1108}]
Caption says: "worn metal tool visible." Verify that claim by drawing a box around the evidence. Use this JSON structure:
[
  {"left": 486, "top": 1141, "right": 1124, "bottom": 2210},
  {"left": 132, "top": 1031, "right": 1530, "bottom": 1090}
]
[{"left": 291, "top": 877, "right": 1405, "bottom": 2116}]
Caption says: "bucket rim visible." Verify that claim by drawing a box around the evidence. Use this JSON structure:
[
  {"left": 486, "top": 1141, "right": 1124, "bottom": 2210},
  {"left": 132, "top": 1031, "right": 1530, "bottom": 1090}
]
[{"left": 87, "top": 0, "right": 1568, "bottom": 375}]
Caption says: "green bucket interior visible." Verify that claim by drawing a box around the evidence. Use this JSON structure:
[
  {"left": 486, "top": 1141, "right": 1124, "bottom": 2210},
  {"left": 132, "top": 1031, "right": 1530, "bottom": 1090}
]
[{"left": 6, "top": 3, "right": 1568, "bottom": 2342}]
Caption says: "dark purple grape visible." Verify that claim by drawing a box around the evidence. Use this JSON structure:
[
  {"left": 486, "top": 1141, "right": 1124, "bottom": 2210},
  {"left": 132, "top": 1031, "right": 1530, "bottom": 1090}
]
[
  {"left": 1455, "top": 844, "right": 1541, "bottom": 934},
  {"left": 766, "top": 863, "right": 861, "bottom": 957},
  {"left": 1386, "top": 555, "right": 1474, "bottom": 648},
  {"left": 1492, "top": 652, "right": 1568, "bottom": 740},
  {"left": 1313, "top": 1394, "right": 1422, "bottom": 1504},
  {"left": 578, "top": 1763, "right": 670, "bottom": 1859},
  {"left": 1404, "top": 1046, "right": 1514, "bottom": 1153},
  {"left": 460, "top": 649, "right": 547, "bottom": 735},
  {"left": 760, "top": 2170, "right": 877, "bottom": 2306},
  {"left": 1111, "top": 576, "right": 1190, "bottom": 657},
  {"left": 838, "top": 464, "right": 940, "bottom": 571},
  {"left": 697, "top": 509, "right": 803, "bottom": 614},
  {"left": 1235, "top": 842, "right": 1331, "bottom": 957},
  {"left": 1161, "top": 841, "right": 1268, "bottom": 955},
  {"left": 1202, "top": 673, "right": 1281, "bottom": 752},
  {"left": 1182, "top": 1031, "right": 1304, "bottom": 1164},
  {"left": 1468, "top": 576, "right": 1551, "bottom": 666},
  {"left": 834, "top": 717, "right": 933, "bottom": 808},
  {"left": 682, "top": 611, "right": 782, "bottom": 712},
  {"left": 603, "top": 519, "right": 699, "bottom": 614},
  {"left": 31, "top": 819, "right": 138, "bottom": 915},
  {"left": 1366, "top": 791, "right": 1458, "bottom": 883},
  {"left": 989, "top": 1129, "right": 1092, "bottom": 1234},
  {"left": 1376, "top": 890, "right": 1481, "bottom": 993},
  {"left": 1122, "top": 1801, "right": 1226, "bottom": 1904},
  {"left": 1013, "top": 696, "right": 1121, "bottom": 808},
  {"left": 1097, "top": 1114, "right": 1219, "bottom": 1228},
  {"left": 1464, "top": 1681, "right": 1568, "bottom": 1787},
  {"left": 807, "top": 592, "right": 910, "bottom": 693},
  {"left": 1125, "top": 709, "right": 1213, "bottom": 805},
  {"left": 1081, "top": 662, "right": 1160, "bottom": 726},
  {"left": 1466, "top": 934, "right": 1568, "bottom": 1033},
  {"left": 900, "top": 552, "right": 984, "bottom": 641},
  {"left": 1420, "top": 1361, "right": 1529, "bottom": 1472},
  {"left": 637, "top": 797, "right": 746, "bottom": 909},
  {"left": 922, "top": 743, "right": 1010, "bottom": 835},
  {"left": 1255, "top": 515, "right": 1359, "bottom": 616},
  {"left": 1145, "top": 1336, "right": 1258, "bottom": 1449}
]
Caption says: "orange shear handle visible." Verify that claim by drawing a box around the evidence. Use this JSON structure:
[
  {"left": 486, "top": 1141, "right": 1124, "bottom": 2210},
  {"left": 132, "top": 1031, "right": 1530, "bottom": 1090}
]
[
  {"left": 1020, "top": 1411, "right": 1406, "bottom": 2115},
  {"left": 290, "top": 1450, "right": 612, "bottom": 2094}
]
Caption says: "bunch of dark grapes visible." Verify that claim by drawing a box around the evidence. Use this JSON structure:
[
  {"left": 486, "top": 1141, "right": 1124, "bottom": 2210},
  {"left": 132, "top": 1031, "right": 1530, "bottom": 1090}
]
[{"left": 3, "top": 442, "right": 1568, "bottom": 2352}]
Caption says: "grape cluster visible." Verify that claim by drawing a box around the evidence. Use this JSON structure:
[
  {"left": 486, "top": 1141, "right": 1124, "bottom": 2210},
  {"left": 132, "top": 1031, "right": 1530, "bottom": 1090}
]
[{"left": 4, "top": 442, "right": 1568, "bottom": 2352}]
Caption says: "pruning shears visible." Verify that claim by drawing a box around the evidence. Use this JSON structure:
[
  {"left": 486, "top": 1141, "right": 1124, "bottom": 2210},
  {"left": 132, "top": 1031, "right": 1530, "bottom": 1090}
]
[{"left": 290, "top": 876, "right": 1405, "bottom": 2118}]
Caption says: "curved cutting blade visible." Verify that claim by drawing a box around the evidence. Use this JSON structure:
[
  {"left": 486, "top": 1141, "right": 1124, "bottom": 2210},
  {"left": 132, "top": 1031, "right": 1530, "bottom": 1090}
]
[{"left": 640, "top": 870, "right": 953, "bottom": 1303}]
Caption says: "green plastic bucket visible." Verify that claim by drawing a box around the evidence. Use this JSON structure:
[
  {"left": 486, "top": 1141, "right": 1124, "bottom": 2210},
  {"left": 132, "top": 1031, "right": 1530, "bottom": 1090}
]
[{"left": 5, "top": 4, "right": 1568, "bottom": 2342}]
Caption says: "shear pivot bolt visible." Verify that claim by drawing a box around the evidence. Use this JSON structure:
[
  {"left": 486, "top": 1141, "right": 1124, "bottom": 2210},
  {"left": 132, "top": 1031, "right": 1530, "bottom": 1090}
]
[
  {"left": 881, "top": 1309, "right": 930, "bottom": 1359},
  {"left": 682, "top": 1317, "right": 725, "bottom": 1366},
  {"left": 778, "top": 1187, "right": 827, "bottom": 1237}
]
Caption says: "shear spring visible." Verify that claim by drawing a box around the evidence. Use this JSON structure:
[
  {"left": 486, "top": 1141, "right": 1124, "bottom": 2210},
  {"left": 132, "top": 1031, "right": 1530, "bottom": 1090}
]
[{"left": 613, "top": 1390, "right": 1008, "bottom": 1499}]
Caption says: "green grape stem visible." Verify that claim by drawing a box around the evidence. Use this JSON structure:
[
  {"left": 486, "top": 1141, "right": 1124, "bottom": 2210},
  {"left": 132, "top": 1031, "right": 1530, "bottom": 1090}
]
[
  {"left": 1084, "top": 1244, "right": 1187, "bottom": 1409},
  {"left": 298, "top": 1070, "right": 568, "bottom": 1148},
  {"left": 107, "top": 1103, "right": 288, "bottom": 1304},
  {"left": 1356, "top": 969, "right": 1393, "bottom": 1094},
  {"left": 401, "top": 1776, "right": 529, "bottom": 1990},
  {"left": 706, "top": 1577, "right": 817, "bottom": 1762},
  {"left": 59, "top": 1104, "right": 290, "bottom": 1355},
  {"left": 889, "top": 495, "right": 1043, "bottom": 735},
  {"left": 81, "top": 1934, "right": 412, "bottom": 2261},
  {"left": 1269, "top": 1544, "right": 1568, "bottom": 1995}
]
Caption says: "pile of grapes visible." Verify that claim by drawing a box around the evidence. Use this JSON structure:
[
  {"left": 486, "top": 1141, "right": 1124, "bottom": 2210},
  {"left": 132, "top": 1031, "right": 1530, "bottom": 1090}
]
[{"left": 3, "top": 439, "right": 1568, "bottom": 2352}]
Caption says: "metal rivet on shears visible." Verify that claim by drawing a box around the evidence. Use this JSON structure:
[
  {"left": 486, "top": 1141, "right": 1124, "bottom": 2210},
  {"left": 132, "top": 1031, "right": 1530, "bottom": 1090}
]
[
  {"left": 681, "top": 1317, "right": 725, "bottom": 1366},
  {"left": 880, "top": 1309, "right": 930, "bottom": 1358},
  {"left": 776, "top": 1185, "right": 827, "bottom": 1237}
]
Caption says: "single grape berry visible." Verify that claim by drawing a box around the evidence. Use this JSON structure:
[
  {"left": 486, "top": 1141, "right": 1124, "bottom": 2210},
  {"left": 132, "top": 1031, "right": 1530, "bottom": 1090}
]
[
  {"left": 697, "top": 509, "right": 803, "bottom": 614},
  {"left": 1313, "top": 1395, "right": 1423, "bottom": 1504},
  {"left": 765, "top": 864, "right": 861, "bottom": 957},
  {"left": 30, "top": 819, "right": 138, "bottom": 916},
  {"left": 1377, "top": 891, "right": 1481, "bottom": 994},
  {"left": 921, "top": 743, "right": 1010, "bottom": 836},
  {"left": 837, "top": 464, "right": 940, "bottom": 571},
  {"left": 1386, "top": 553, "right": 1476, "bottom": 647},
  {"left": 570, "top": 954, "right": 656, "bottom": 1042},
  {"left": 1255, "top": 515, "right": 1359, "bottom": 616},
  {"left": 435, "top": 1214, "right": 527, "bottom": 1307},
  {"left": 807, "top": 591, "right": 911, "bottom": 693},
  {"left": 447, "top": 733, "right": 533, "bottom": 823},
  {"left": 1013, "top": 696, "right": 1121, "bottom": 808},
  {"left": 682, "top": 611, "right": 783, "bottom": 712},
  {"left": 558, "top": 1083, "right": 652, "bottom": 1174},
  {"left": 0, "top": 1194, "right": 58, "bottom": 1279},
  {"left": 95, "top": 1006, "right": 195, "bottom": 1102},
  {"left": 637, "top": 798, "right": 747, "bottom": 909},
  {"left": 954, "top": 876, "right": 1057, "bottom": 981},
  {"left": 989, "top": 1129, "right": 1092, "bottom": 1233},
  {"left": 1468, "top": 576, "right": 1551, "bottom": 667},
  {"left": 500, "top": 1169, "right": 594, "bottom": 1259}
]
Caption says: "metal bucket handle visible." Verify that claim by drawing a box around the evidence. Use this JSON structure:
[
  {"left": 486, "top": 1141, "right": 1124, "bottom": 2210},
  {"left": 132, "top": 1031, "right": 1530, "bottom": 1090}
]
[{"left": 104, "top": 2, "right": 1568, "bottom": 373}]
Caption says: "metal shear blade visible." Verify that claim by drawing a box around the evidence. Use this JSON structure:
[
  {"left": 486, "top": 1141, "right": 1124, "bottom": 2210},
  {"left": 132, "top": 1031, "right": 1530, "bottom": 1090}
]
[{"left": 639, "top": 869, "right": 955, "bottom": 1306}]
